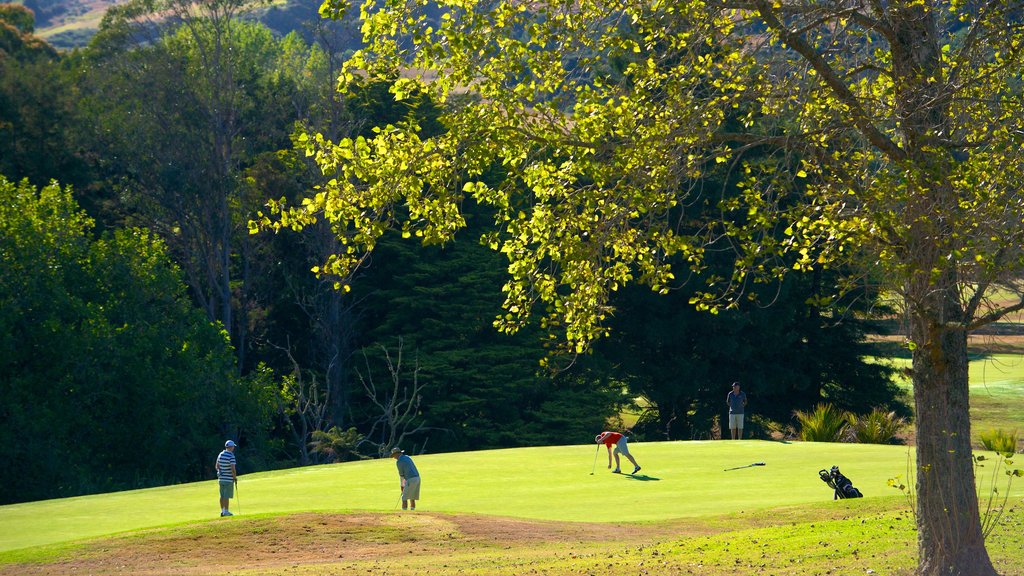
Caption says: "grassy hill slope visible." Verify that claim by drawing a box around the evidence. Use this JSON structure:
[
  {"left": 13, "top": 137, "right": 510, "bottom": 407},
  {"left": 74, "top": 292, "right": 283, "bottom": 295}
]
[
  {"left": 0, "top": 440, "right": 981, "bottom": 552},
  {"left": 1, "top": 440, "right": 1021, "bottom": 575}
]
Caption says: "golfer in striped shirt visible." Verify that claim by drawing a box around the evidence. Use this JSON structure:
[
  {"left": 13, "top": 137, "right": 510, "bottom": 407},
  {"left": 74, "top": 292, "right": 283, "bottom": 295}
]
[{"left": 215, "top": 440, "right": 238, "bottom": 517}]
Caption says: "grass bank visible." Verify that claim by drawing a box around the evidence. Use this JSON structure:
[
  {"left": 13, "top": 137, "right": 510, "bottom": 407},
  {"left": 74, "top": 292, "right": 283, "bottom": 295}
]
[
  {"left": 877, "top": 353, "right": 1024, "bottom": 444},
  {"left": 2, "top": 441, "right": 1018, "bottom": 550},
  {"left": 2, "top": 441, "right": 1021, "bottom": 575}
]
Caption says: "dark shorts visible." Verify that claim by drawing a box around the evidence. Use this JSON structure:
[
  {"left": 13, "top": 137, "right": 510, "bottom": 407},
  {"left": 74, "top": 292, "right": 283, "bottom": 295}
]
[{"left": 219, "top": 481, "right": 234, "bottom": 499}]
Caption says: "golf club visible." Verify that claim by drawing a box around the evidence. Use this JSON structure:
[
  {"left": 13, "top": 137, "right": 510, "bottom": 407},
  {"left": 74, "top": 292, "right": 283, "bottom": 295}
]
[
  {"left": 234, "top": 479, "right": 241, "bottom": 515},
  {"left": 589, "top": 444, "right": 600, "bottom": 475},
  {"left": 724, "top": 461, "right": 766, "bottom": 471}
]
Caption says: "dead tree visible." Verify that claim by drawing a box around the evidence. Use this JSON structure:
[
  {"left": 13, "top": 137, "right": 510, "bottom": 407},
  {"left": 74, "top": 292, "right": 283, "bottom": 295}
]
[
  {"left": 356, "top": 338, "right": 430, "bottom": 457},
  {"left": 273, "top": 338, "right": 330, "bottom": 465}
]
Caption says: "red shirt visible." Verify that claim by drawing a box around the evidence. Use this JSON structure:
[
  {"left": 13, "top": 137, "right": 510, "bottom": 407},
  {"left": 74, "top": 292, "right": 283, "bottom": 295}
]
[{"left": 598, "top": 432, "right": 623, "bottom": 447}]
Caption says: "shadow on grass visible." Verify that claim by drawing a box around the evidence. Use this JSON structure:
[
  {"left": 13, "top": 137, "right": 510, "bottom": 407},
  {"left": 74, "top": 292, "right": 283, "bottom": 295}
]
[{"left": 624, "top": 474, "right": 660, "bottom": 481}]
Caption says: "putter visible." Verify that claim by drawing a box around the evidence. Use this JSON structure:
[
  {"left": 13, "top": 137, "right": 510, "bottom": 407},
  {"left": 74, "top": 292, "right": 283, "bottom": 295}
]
[
  {"left": 396, "top": 480, "right": 406, "bottom": 509},
  {"left": 589, "top": 444, "right": 600, "bottom": 475},
  {"left": 234, "top": 480, "right": 241, "bottom": 515},
  {"left": 724, "top": 461, "right": 766, "bottom": 471}
]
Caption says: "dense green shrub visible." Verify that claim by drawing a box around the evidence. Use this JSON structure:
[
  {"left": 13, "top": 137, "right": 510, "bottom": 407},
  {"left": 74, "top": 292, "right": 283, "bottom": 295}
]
[
  {"left": 0, "top": 177, "right": 272, "bottom": 504},
  {"left": 850, "top": 408, "right": 908, "bottom": 444},
  {"left": 979, "top": 429, "right": 1018, "bottom": 455},
  {"left": 794, "top": 403, "right": 849, "bottom": 442}
]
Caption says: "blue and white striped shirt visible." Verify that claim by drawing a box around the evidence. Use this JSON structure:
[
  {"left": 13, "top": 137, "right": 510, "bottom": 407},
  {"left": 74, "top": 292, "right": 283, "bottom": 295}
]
[{"left": 217, "top": 450, "right": 236, "bottom": 483}]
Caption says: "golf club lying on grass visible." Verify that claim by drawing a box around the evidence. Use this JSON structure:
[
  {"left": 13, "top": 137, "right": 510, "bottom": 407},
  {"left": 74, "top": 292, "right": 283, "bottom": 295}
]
[{"left": 724, "top": 462, "right": 766, "bottom": 471}]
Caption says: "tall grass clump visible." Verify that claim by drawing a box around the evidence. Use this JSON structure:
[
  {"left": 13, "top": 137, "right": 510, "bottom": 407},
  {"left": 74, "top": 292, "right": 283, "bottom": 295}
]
[
  {"left": 979, "top": 429, "right": 1018, "bottom": 454},
  {"left": 794, "top": 403, "right": 849, "bottom": 442},
  {"left": 850, "top": 408, "right": 908, "bottom": 444}
]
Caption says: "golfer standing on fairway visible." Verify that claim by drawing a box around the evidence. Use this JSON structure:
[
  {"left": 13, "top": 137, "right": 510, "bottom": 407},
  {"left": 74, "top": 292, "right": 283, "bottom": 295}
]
[
  {"left": 595, "top": 431, "right": 641, "bottom": 475},
  {"left": 391, "top": 447, "right": 420, "bottom": 510},
  {"left": 215, "top": 440, "right": 238, "bottom": 516},
  {"left": 726, "top": 382, "right": 748, "bottom": 439}
]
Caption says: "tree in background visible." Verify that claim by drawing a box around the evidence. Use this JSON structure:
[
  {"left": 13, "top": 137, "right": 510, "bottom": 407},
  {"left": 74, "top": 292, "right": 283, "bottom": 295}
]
[
  {"left": 0, "top": 5, "right": 89, "bottom": 190},
  {"left": 600, "top": 268, "right": 903, "bottom": 441},
  {"left": 79, "top": 3, "right": 331, "bottom": 367},
  {"left": 263, "top": 1, "right": 1024, "bottom": 572},
  {"left": 353, "top": 339, "right": 428, "bottom": 457},
  {"left": 0, "top": 3, "right": 54, "bottom": 57},
  {"left": 0, "top": 176, "right": 272, "bottom": 504},
  {"left": 351, "top": 206, "right": 624, "bottom": 453}
]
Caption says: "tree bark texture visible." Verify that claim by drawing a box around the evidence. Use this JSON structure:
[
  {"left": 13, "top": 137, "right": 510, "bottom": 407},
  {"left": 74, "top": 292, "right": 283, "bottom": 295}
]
[
  {"left": 892, "top": 4, "right": 996, "bottom": 574},
  {"left": 909, "top": 278, "right": 995, "bottom": 576}
]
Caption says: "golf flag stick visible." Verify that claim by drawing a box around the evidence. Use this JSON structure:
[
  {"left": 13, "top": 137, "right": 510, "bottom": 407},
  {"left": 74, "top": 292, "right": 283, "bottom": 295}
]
[
  {"left": 589, "top": 444, "right": 600, "bottom": 475},
  {"left": 724, "top": 462, "right": 766, "bottom": 471}
]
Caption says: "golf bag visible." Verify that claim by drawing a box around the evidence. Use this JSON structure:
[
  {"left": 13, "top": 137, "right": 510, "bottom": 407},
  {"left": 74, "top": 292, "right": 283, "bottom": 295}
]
[{"left": 818, "top": 465, "right": 863, "bottom": 500}]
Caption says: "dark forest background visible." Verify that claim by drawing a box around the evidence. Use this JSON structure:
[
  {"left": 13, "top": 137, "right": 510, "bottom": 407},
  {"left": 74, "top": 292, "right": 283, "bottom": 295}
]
[{"left": 0, "top": 0, "right": 908, "bottom": 504}]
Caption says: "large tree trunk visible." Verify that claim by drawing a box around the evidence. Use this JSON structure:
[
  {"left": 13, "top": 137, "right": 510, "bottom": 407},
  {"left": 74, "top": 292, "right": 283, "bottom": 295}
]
[
  {"left": 890, "top": 4, "right": 998, "bottom": 571},
  {"left": 909, "top": 274, "right": 995, "bottom": 575}
]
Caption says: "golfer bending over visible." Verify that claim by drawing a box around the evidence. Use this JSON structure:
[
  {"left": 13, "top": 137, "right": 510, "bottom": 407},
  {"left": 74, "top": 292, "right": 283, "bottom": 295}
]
[
  {"left": 595, "top": 431, "right": 641, "bottom": 475},
  {"left": 390, "top": 447, "right": 420, "bottom": 510},
  {"left": 215, "top": 440, "right": 238, "bottom": 517}
]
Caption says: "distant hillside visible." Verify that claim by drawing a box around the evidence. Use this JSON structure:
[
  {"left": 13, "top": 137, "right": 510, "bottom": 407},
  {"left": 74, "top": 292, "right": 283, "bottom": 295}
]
[
  {"left": 12, "top": 0, "right": 116, "bottom": 48},
  {"left": 16, "top": 0, "right": 360, "bottom": 51}
]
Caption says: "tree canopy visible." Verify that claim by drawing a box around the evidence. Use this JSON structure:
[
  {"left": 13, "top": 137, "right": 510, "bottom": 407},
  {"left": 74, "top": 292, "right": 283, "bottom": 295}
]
[
  {"left": 0, "top": 5, "right": 940, "bottom": 556},
  {"left": 0, "top": 176, "right": 272, "bottom": 504},
  {"left": 260, "top": 1, "right": 1024, "bottom": 573}
]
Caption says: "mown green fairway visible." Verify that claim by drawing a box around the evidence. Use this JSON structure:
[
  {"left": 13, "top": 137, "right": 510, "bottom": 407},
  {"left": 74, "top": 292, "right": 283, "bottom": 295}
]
[
  {"left": 967, "top": 354, "right": 1024, "bottom": 438},
  {"left": 0, "top": 440, "right": 1004, "bottom": 552},
  {"left": 2, "top": 440, "right": 1022, "bottom": 575},
  {"left": 883, "top": 353, "right": 1024, "bottom": 442}
]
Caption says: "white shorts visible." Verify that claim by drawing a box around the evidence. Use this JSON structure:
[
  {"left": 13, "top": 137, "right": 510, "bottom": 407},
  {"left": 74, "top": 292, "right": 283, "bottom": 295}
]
[
  {"left": 614, "top": 437, "right": 631, "bottom": 456},
  {"left": 729, "top": 414, "right": 745, "bottom": 429},
  {"left": 402, "top": 477, "right": 421, "bottom": 500}
]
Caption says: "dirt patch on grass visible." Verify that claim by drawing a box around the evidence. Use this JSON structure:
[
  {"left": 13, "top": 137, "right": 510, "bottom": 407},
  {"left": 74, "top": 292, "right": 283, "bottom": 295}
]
[
  {"left": 0, "top": 504, "right": 910, "bottom": 576},
  {"left": 15, "top": 502, "right": 1024, "bottom": 576},
  {"left": 0, "top": 512, "right": 697, "bottom": 576}
]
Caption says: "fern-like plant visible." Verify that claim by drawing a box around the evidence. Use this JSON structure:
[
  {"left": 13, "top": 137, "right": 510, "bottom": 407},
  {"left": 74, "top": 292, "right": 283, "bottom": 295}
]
[
  {"left": 309, "top": 426, "right": 365, "bottom": 463},
  {"left": 794, "top": 403, "right": 850, "bottom": 442},
  {"left": 979, "top": 428, "right": 1018, "bottom": 455},
  {"left": 850, "top": 408, "right": 908, "bottom": 444}
]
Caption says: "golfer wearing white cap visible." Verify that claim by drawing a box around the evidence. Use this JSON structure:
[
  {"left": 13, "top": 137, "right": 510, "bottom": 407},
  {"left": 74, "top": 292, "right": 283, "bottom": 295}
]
[
  {"left": 595, "top": 431, "right": 641, "bottom": 475},
  {"left": 390, "top": 447, "right": 420, "bottom": 510},
  {"left": 215, "top": 440, "right": 238, "bottom": 516}
]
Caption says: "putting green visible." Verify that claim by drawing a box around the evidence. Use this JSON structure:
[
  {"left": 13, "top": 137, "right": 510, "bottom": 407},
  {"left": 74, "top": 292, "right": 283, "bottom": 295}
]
[{"left": 0, "top": 440, "right": 956, "bottom": 553}]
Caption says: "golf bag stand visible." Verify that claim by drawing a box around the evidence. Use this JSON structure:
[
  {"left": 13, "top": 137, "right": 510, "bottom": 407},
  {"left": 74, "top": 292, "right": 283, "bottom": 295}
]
[{"left": 818, "top": 465, "right": 863, "bottom": 500}]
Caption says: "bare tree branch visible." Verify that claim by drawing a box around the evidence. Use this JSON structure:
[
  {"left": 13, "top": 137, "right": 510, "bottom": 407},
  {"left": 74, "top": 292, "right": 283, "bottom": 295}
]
[
  {"left": 356, "top": 338, "right": 434, "bottom": 457},
  {"left": 752, "top": 0, "right": 907, "bottom": 161}
]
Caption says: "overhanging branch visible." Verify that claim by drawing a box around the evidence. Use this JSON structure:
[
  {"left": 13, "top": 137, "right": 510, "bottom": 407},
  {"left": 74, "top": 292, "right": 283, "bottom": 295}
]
[{"left": 751, "top": 0, "right": 907, "bottom": 162}]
